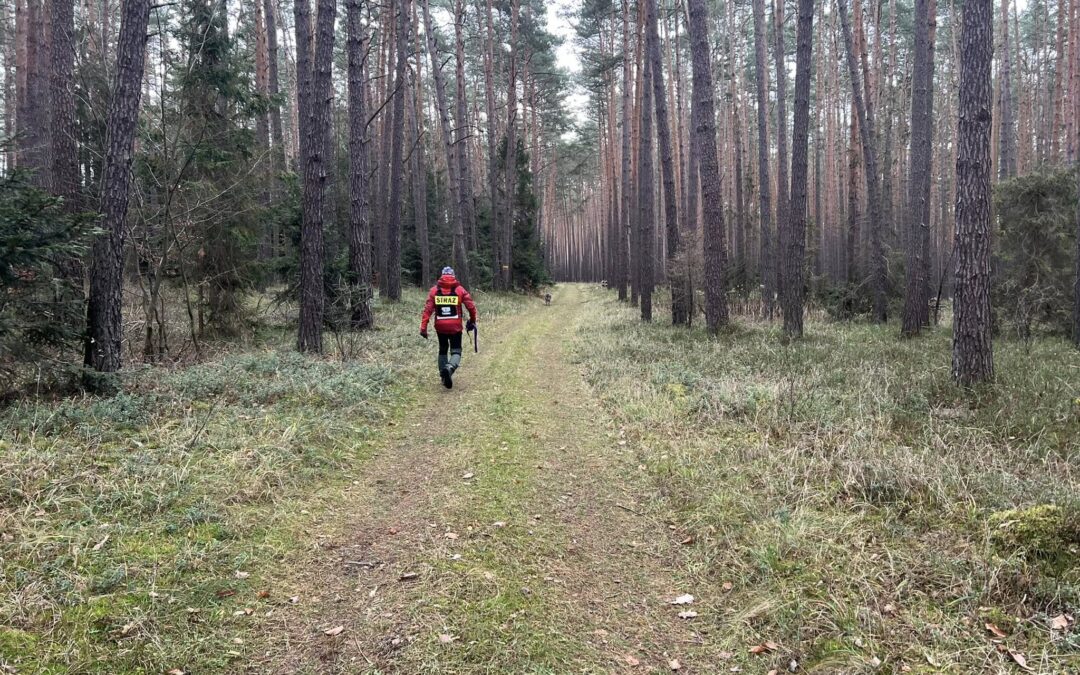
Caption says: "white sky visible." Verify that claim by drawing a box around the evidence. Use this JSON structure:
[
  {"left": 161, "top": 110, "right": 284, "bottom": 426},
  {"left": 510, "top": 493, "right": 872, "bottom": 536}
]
[{"left": 546, "top": 0, "right": 591, "bottom": 128}]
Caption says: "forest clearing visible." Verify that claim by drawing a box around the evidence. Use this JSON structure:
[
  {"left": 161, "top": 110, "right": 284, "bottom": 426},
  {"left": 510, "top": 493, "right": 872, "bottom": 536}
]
[{"left": 2, "top": 0, "right": 1080, "bottom": 671}]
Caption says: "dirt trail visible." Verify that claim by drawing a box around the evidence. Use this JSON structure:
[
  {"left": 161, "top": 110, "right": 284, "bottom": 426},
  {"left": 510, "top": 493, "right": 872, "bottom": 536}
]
[{"left": 256, "top": 285, "right": 718, "bottom": 673}]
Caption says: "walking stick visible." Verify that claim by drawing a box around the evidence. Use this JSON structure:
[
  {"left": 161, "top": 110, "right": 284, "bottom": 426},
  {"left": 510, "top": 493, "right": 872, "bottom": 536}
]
[{"left": 468, "top": 324, "right": 478, "bottom": 353}]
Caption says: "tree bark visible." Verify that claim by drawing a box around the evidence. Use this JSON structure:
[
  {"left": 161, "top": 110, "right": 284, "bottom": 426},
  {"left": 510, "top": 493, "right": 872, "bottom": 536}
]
[
  {"left": 264, "top": 0, "right": 286, "bottom": 173},
  {"left": 84, "top": 0, "right": 151, "bottom": 374},
  {"left": 837, "top": 0, "right": 887, "bottom": 322},
  {"left": 952, "top": 0, "right": 994, "bottom": 384},
  {"left": 645, "top": 0, "right": 690, "bottom": 325},
  {"left": 618, "top": 0, "right": 633, "bottom": 302},
  {"left": 482, "top": 0, "right": 501, "bottom": 287},
  {"left": 783, "top": 0, "right": 814, "bottom": 337},
  {"left": 638, "top": 53, "right": 655, "bottom": 322},
  {"left": 382, "top": 0, "right": 409, "bottom": 301},
  {"left": 752, "top": 0, "right": 776, "bottom": 317},
  {"left": 498, "top": 0, "right": 519, "bottom": 291},
  {"left": 295, "top": 0, "right": 337, "bottom": 352},
  {"left": 773, "top": 0, "right": 790, "bottom": 309},
  {"left": 422, "top": 0, "right": 468, "bottom": 285},
  {"left": 50, "top": 0, "right": 76, "bottom": 208},
  {"left": 453, "top": 0, "right": 478, "bottom": 256},
  {"left": 409, "top": 63, "right": 431, "bottom": 285},
  {"left": 346, "top": 0, "right": 372, "bottom": 329},
  {"left": 902, "top": 0, "right": 937, "bottom": 336},
  {"left": 686, "top": 0, "right": 729, "bottom": 332},
  {"left": 997, "top": 0, "right": 1015, "bottom": 180}
]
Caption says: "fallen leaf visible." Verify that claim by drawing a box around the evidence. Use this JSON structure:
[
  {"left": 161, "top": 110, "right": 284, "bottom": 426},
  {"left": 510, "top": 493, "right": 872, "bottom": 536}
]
[
  {"left": 671, "top": 594, "right": 695, "bottom": 605},
  {"left": 624, "top": 655, "right": 640, "bottom": 666},
  {"left": 399, "top": 572, "right": 419, "bottom": 581},
  {"left": 883, "top": 603, "right": 897, "bottom": 614},
  {"left": 215, "top": 589, "right": 236, "bottom": 599},
  {"left": 722, "top": 581, "right": 734, "bottom": 592},
  {"left": 257, "top": 590, "right": 270, "bottom": 599},
  {"left": 439, "top": 633, "right": 456, "bottom": 644},
  {"left": 493, "top": 521, "right": 507, "bottom": 528},
  {"left": 678, "top": 610, "right": 698, "bottom": 619},
  {"left": 388, "top": 527, "right": 399, "bottom": 535},
  {"left": 986, "top": 622, "right": 1008, "bottom": 638},
  {"left": 92, "top": 534, "right": 109, "bottom": 551},
  {"left": 749, "top": 641, "right": 778, "bottom": 655},
  {"left": 323, "top": 625, "right": 345, "bottom": 636},
  {"left": 444, "top": 532, "right": 459, "bottom": 540},
  {"left": 717, "top": 651, "right": 734, "bottom": 660},
  {"left": 288, "top": 596, "right": 300, "bottom": 604},
  {"left": 681, "top": 536, "right": 694, "bottom": 545},
  {"left": 234, "top": 571, "right": 250, "bottom": 579},
  {"left": 767, "top": 671, "right": 778, "bottom": 675},
  {"left": 166, "top": 670, "right": 186, "bottom": 675},
  {"left": 462, "top": 472, "right": 475, "bottom": 480},
  {"left": 669, "top": 659, "right": 682, "bottom": 670},
  {"left": 1050, "top": 614, "right": 1071, "bottom": 630},
  {"left": 1008, "top": 650, "right": 1033, "bottom": 671}
]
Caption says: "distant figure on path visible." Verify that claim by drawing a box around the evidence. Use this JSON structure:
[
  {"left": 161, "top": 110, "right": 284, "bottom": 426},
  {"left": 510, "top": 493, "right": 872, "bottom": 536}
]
[
  {"left": 420, "top": 267, "right": 478, "bottom": 389},
  {"left": 545, "top": 293, "right": 552, "bottom": 305}
]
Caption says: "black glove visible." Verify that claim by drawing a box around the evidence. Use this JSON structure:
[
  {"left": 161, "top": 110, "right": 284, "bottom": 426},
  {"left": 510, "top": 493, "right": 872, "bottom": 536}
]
[
  {"left": 420, "top": 329, "right": 428, "bottom": 339},
  {"left": 466, "top": 320, "right": 476, "bottom": 332}
]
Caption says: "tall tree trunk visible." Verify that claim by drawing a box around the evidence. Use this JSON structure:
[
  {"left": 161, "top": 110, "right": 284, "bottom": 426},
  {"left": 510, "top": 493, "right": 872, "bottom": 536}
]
[
  {"left": 409, "top": 66, "right": 431, "bottom": 285},
  {"left": 753, "top": 0, "right": 776, "bottom": 317},
  {"left": 686, "top": 0, "right": 730, "bottom": 332},
  {"left": 295, "top": 0, "right": 337, "bottom": 352},
  {"left": 346, "top": 0, "right": 372, "bottom": 329},
  {"left": 498, "top": 0, "right": 519, "bottom": 291},
  {"left": 784, "top": 0, "right": 814, "bottom": 337},
  {"left": 84, "top": 0, "right": 151, "bottom": 375},
  {"left": 645, "top": 0, "right": 689, "bottom": 325},
  {"left": 997, "top": 0, "right": 1015, "bottom": 180},
  {"left": 382, "top": 0, "right": 408, "bottom": 301},
  {"left": 3, "top": 2, "right": 15, "bottom": 171},
  {"left": 773, "top": 0, "right": 790, "bottom": 309},
  {"left": 422, "top": 0, "right": 468, "bottom": 285},
  {"left": 14, "top": 0, "right": 27, "bottom": 169},
  {"left": 952, "top": 0, "right": 994, "bottom": 384},
  {"left": 454, "top": 0, "right": 477, "bottom": 255},
  {"left": 902, "top": 0, "right": 937, "bottom": 336},
  {"left": 50, "top": 0, "right": 76, "bottom": 207},
  {"left": 264, "top": 0, "right": 286, "bottom": 173},
  {"left": 482, "top": 0, "right": 500, "bottom": 287},
  {"left": 254, "top": 0, "right": 270, "bottom": 154},
  {"left": 1074, "top": 159, "right": 1080, "bottom": 347},
  {"left": 618, "top": 0, "right": 633, "bottom": 302},
  {"left": 638, "top": 53, "right": 655, "bottom": 322},
  {"left": 838, "top": 0, "right": 887, "bottom": 323}
]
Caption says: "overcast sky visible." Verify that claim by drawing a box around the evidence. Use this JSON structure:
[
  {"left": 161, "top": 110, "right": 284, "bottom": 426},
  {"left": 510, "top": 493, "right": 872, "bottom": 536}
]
[{"left": 545, "top": 0, "right": 591, "bottom": 128}]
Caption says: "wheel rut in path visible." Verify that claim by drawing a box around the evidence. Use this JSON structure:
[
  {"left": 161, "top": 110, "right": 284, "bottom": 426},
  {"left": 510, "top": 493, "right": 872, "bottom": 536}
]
[{"left": 257, "top": 285, "right": 714, "bottom": 673}]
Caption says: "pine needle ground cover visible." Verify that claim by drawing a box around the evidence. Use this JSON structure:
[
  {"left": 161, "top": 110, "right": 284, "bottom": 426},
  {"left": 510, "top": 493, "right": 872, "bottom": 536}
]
[
  {"left": 0, "top": 290, "right": 527, "bottom": 673},
  {"left": 571, "top": 286, "right": 1079, "bottom": 673}
]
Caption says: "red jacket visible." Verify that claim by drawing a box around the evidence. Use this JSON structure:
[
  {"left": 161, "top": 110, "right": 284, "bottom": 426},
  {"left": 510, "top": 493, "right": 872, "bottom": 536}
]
[{"left": 421, "top": 274, "right": 478, "bottom": 335}]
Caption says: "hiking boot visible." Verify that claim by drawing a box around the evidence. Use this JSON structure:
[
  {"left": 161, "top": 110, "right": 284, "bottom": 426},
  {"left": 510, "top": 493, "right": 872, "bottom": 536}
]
[{"left": 440, "top": 366, "right": 453, "bottom": 389}]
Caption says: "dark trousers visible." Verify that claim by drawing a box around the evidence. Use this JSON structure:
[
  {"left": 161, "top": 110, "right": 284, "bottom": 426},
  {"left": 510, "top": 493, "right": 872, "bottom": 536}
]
[
  {"left": 437, "top": 331, "right": 463, "bottom": 355},
  {"left": 437, "top": 331, "right": 463, "bottom": 372}
]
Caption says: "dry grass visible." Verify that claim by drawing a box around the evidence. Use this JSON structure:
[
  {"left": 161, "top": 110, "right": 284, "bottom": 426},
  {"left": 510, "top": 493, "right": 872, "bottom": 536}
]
[
  {"left": 571, "top": 285, "right": 1080, "bottom": 673},
  {"left": 0, "top": 288, "right": 529, "bottom": 673}
]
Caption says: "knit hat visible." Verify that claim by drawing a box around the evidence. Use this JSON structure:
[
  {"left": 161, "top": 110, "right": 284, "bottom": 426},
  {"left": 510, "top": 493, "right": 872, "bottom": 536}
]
[{"left": 441, "top": 266, "right": 455, "bottom": 276}]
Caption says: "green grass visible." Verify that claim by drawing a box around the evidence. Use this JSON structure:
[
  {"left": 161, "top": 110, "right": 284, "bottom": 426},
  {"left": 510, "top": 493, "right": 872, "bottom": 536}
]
[
  {"left": 570, "top": 287, "right": 1080, "bottom": 673},
  {"left": 0, "top": 289, "right": 529, "bottom": 674}
]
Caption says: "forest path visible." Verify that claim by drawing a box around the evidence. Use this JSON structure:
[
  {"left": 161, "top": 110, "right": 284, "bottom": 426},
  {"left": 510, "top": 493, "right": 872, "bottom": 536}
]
[{"left": 255, "top": 284, "right": 717, "bottom": 673}]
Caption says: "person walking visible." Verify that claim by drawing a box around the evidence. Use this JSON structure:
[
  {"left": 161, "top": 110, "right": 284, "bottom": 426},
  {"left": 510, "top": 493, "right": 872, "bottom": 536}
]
[{"left": 420, "top": 267, "right": 478, "bottom": 389}]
